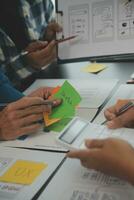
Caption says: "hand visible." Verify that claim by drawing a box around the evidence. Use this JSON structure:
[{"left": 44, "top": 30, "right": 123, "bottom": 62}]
[
  {"left": 44, "top": 22, "right": 62, "bottom": 41},
  {"left": 26, "top": 40, "right": 56, "bottom": 69},
  {"left": 104, "top": 99, "right": 134, "bottom": 129},
  {"left": 25, "top": 40, "right": 48, "bottom": 53},
  {"left": 67, "top": 138, "right": 134, "bottom": 184},
  {"left": 28, "top": 87, "right": 53, "bottom": 99},
  {"left": 0, "top": 96, "right": 61, "bottom": 140}
]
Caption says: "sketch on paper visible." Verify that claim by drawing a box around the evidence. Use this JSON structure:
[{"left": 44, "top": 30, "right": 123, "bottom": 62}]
[
  {"left": 118, "top": 0, "right": 134, "bottom": 39},
  {"left": 68, "top": 4, "right": 89, "bottom": 44},
  {"left": 92, "top": 0, "right": 114, "bottom": 42}
]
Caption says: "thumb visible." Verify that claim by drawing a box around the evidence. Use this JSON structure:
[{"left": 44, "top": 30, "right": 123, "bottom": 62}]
[{"left": 52, "top": 99, "right": 62, "bottom": 107}]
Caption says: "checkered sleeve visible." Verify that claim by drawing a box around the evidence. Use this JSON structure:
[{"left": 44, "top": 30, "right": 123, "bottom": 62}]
[
  {"left": 0, "top": 28, "right": 34, "bottom": 88},
  {"left": 19, "top": 0, "right": 54, "bottom": 42}
]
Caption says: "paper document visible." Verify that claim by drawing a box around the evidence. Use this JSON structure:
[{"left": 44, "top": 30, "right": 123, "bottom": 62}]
[
  {"left": 57, "top": 0, "right": 134, "bottom": 62},
  {"left": 38, "top": 158, "right": 134, "bottom": 200},
  {"left": 0, "top": 147, "right": 65, "bottom": 200}
]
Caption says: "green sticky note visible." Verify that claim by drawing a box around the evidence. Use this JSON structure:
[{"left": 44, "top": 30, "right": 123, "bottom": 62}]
[
  {"left": 50, "top": 81, "right": 81, "bottom": 119},
  {"left": 51, "top": 104, "right": 75, "bottom": 119},
  {"left": 48, "top": 118, "right": 72, "bottom": 132}
]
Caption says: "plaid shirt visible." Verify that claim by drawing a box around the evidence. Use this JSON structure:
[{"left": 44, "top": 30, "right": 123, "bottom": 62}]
[
  {"left": 0, "top": 28, "right": 34, "bottom": 90},
  {"left": 19, "top": 0, "right": 54, "bottom": 44},
  {"left": 0, "top": 0, "right": 53, "bottom": 90}
]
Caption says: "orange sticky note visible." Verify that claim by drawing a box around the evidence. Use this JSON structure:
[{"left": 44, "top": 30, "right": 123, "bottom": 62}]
[
  {"left": 44, "top": 113, "right": 60, "bottom": 127},
  {"left": 49, "top": 86, "right": 61, "bottom": 99},
  {"left": 44, "top": 85, "right": 61, "bottom": 126},
  {"left": 0, "top": 160, "right": 47, "bottom": 185}
]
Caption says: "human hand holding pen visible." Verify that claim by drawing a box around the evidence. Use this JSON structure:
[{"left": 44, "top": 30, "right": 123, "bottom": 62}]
[
  {"left": 104, "top": 99, "right": 134, "bottom": 129},
  {"left": 25, "top": 40, "right": 57, "bottom": 69},
  {"left": 5, "top": 35, "right": 77, "bottom": 69}
]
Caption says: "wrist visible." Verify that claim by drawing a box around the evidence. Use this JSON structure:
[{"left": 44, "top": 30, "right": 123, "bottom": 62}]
[
  {"left": 127, "top": 162, "right": 134, "bottom": 185},
  {"left": 122, "top": 155, "right": 134, "bottom": 185}
]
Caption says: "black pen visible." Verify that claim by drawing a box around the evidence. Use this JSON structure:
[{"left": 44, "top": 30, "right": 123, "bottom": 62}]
[{"left": 102, "top": 101, "right": 134, "bottom": 125}]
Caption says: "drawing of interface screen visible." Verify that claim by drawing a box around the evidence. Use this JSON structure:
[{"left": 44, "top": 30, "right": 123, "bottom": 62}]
[{"left": 56, "top": 0, "right": 134, "bottom": 62}]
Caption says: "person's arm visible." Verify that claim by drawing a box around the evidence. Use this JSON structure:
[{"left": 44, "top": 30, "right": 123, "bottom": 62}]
[
  {"left": 67, "top": 138, "right": 134, "bottom": 185},
  {"left": 0, "top": 71, "right": 23, "bottom": 103}
]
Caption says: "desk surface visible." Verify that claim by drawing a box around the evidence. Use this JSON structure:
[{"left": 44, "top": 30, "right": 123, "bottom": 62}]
[{"left": 37, "top": 61, "right": 134, "bottom": 84}]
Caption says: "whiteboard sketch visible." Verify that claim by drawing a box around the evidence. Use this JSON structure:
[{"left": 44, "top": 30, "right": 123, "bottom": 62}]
[
  {"left": 118, "top": 0, "right": 134, "bottom": 39},
  {"left": 68, "top": 4, "right": 89, "bottom": 44},
  {"left": 92, "top": 0, "right": 114, "bottom": 42}
]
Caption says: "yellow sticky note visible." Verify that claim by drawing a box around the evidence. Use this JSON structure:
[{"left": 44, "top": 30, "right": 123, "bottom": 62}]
[
  {"left": 82, "top": 63, "right": 106, "bottom": 73},
  {"left": 0, "top": 160, "right": 47, "bottom": 185},
  {"left": 44, "top": 113, "right": 60, "bottom": 127}
]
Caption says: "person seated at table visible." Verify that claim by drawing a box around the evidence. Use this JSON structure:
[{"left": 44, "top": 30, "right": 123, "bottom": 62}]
[
  {"left": 0, "top": 0, "right": 62, "bottom": 69},
  {"left": 0, "top": 70, "right": 61, "bottom": 140},
  {"left": 0, "top": 28, "right": 59, "bottom": 91},
  {"left": 67, "top": 100, "right": 134, "bottom": 185}
]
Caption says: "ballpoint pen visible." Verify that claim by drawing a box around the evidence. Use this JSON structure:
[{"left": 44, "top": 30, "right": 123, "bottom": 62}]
[
  {"left": 102, "top": 101, "right": 134, "bottom": 125},
  {"left": 2, "top": 35, "right": 77, "bottom": 66},
  {"left": 56, "top": 35, "right": 78, "bottom": 44}
]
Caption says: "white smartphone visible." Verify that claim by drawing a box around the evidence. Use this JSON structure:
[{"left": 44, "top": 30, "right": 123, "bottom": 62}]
[{"left": 57, "top": 117, "right": 103, "bottom": 150}]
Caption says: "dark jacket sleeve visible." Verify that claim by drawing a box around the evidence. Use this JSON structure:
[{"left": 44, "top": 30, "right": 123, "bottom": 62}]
[{"left": 0, "top": 70, "right": 23, "bottom": 103}]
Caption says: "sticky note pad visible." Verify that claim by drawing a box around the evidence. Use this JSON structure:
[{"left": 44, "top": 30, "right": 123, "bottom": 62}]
[
  {"left": 44, "top": 113, "right": 60, "bottom": 127},
  {"left": 48, "top": 118, "right": 72, "bottom": 132},
  {"left": 50, "top": 81, "right": 81, "bottom": 119},
  {"left": 50, "top": 86, "right": 61, "bottom": 97},
  {"left": 0, "top": 160, "right": 47, "bottom": 185},
  {"left": 82, "top": 63, "right": 106, "bottom": 73}
]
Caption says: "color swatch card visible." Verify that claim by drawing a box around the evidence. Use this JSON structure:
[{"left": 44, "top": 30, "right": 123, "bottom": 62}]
[
  {"left": 50, "top": 80, "right": 82, "bottom": 119},
  {"left": 44, "top": 81, "right": 82, "bottom": 131},
  {"left": 44, "top": 113, "right": 60, "bottom": 127}
]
